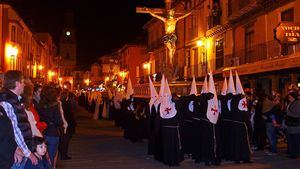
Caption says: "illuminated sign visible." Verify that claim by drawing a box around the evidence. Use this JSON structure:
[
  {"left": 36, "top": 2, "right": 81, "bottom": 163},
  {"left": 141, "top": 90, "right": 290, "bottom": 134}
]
[{"left": 274, "top": 22, "right": 300, "bottom": 45}]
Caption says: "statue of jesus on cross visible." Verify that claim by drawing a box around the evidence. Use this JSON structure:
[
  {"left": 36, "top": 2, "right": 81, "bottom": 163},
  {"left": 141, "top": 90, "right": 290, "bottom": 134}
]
[{"left": 137, "top": 1, "right": 193, "bottom": 63}]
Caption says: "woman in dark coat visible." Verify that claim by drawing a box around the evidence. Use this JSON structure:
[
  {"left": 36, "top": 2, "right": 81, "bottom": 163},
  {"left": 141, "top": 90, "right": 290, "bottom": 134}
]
[
  {"left": 38, "top": 86, "right": 63, "bottom": 165},
  {"left": 59, "top": 90, "right": 77, "bottom": 160}
]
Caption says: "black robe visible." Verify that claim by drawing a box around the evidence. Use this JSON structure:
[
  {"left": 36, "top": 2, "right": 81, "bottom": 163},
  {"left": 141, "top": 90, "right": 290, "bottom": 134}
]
[
  {"left": 147, "top": 104, "right": 158, "bottom": 155},
  {"left": 230, "top": 94, "right": 252, "bottom": 163},
  {"left": 198, "top": 93, "right": 221, "bottom": 165},
  {"left": 180, "top": 95, "right": 196, "bottom": 155},
  {"left": 219, "top": 94, "right": 233, "bottom": 160},
  {"left": 191, "top": 94, "right": 207, "bottom": 162},
  {"left": 160, "top": 101, "right": 184, "bottom": 166}
]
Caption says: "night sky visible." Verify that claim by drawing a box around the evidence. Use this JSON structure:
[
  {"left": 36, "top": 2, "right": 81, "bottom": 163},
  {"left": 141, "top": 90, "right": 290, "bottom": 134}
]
[{"left": 8, "top": 0, "right": 165, "bottom": 68}]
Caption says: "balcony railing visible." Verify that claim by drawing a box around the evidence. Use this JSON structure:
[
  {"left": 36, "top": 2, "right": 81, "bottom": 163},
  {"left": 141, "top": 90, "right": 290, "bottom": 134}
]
[
  {"left": 207, "top": 15, "right": 221, "bottom": 29},
  {"left": 225, "top": 40, "right": 300, "bottom": 67},
  {"left": 228, "top": 0, "right": 259, "bottom": 22},
  {"left": 216, "top": 56, "right": 224, "bottom": 69},
  {"left": 258, "top": 0, "right": 288, "bottom": 8}
]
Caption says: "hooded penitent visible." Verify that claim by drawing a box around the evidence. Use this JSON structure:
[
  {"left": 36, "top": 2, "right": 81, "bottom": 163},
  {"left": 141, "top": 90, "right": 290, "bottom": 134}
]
[
  {"left": 227, "top": 70, "right": 236, "bottom": 95},
  {"left": 189, "top": 75, "right": 197, "bottom": 112},
  {"left": 206, "top": 72, "right": 219, "bottom": 124},
  {"left": 158, "top": 74, "right": 165, "bottom": 104},
  {"left": 149, "top": 76, "right": 159, "bottom": 111},
  {"left": 190, "top": 75, "right": 198, "bottom": 95},
  {"left": 221, "top": 77, "right": 227, "bottom": 96},
  {"left": 126, "top": 77, "right": 134, "bottom": 100},
  {"left": 159, "top": 78, "right": 177, "bottom": 119},
  {"left": 235, "top": 71, "right": 248, "bottom": 111},
  {"left": 201, "top": 75, "right": 208, "bottom": 94}
]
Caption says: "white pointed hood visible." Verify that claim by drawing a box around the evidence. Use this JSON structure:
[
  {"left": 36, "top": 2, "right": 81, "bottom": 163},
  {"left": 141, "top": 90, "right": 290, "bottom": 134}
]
[
  {"left": 235, "top": 71, "right": 248, "bottom": 111},
  {"left": 158, "top": 74, "right": 165, "bottom": 103},
  {"left": 201, "top": 75, "right": 208, "bottom": 94},
  {"left": 160, "top": 78, "right": 177, "bottom": 119},
  {"left": 221, "top": 77, "right": 227, "bottom": 96},
  {"left": 227, "top": 70, "right": 236, "bottom": 94},
  {"left": 190, "top": 75, "right": 198, "bottom": 95},
  {"left": 149, "top": 76, "right": 159, "bottom": 111},
  {"left": 235, "top": 71, "right": 245, "bottom": 95},
  {"left": 206, "top": 72, "right": 219, "bottom": 124},
  {"left": 126, "top": 77, "right": 134, "bottom": 99}
]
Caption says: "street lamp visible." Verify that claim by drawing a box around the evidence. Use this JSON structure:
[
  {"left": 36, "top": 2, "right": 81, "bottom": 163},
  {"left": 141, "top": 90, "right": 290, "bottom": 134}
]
[
  {"left": 84, "top": 79, "right": 90, "bottom": 86},
  {"left": 119, "top": 71, "right": 127, "bottom": 84},
  {"left": 6, "top": 44, "right": 18, "bottom": 70},
  {"left": 38, "top": 65, "right": 43, "bottom": 70}
]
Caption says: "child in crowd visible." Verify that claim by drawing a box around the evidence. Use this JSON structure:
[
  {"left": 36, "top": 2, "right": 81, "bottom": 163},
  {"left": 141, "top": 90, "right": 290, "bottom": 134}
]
[{"left": 25, "top": 137, "right": 53, "bottom": 169}]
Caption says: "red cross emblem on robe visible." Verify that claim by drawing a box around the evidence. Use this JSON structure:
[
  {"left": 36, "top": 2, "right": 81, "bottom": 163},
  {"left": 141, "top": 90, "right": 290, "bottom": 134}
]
[
  {"left": 211, "top": 106, "right": 218, "bottom": 115},
  {"left": 164, "top": 107, "right": 172, "bottom": 114},
  {"left": 242, "top": 100, "right": 247, "bottom": 109}
]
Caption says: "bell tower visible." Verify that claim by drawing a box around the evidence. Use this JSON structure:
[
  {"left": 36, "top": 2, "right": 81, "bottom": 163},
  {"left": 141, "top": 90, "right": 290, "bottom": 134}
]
[{"left": 59, "top": 10, "right": 77, "bottom": 76}]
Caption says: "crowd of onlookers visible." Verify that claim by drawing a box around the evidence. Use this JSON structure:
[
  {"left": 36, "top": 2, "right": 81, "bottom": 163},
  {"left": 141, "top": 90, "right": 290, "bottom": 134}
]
[
  {"left": 246, "top": 85, "right": 300, "bottom": 158},
  {"left": 0, "top": 70, "right": 77, "bottom": 169}
]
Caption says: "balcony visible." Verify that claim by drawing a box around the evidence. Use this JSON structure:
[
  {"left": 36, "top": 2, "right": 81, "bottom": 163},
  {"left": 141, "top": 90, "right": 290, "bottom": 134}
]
[
  {"left": 228, "top": 0, "right": 259, "bottom": 22},
  {"left": 224, "top": 40, "right": 300, "bottom": 67},
  {"left": 207, "top": 15, "right": 221, "bottom": 29},
  {"left": 258, "top": 0, "right": 290, "bottom": 9}
]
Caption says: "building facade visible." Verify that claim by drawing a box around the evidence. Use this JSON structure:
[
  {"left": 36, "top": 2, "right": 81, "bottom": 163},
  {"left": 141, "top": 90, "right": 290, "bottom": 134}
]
[
  {"left": 144, "top": 0, "right": 300, "bottom": 95},
  {"left": 117, "top": 43, "right": 148, "bottom": 85},
  {"left": 0, "top": 3, "right": 57, "bottom": 84}
]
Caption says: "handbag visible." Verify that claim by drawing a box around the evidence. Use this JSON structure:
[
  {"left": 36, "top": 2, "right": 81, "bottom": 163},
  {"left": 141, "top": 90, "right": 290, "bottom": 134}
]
[{"left": 285, "top": 115, "right": 300, "bottom": 127}]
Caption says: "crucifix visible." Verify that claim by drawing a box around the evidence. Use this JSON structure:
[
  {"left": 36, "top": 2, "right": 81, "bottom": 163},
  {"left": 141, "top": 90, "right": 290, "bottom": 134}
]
[{"left": 136, "top": 0, "right": 193, "bottom": 65}]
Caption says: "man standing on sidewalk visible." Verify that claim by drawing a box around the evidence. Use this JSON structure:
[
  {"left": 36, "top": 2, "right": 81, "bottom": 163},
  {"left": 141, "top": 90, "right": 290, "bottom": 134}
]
[{"left": 0, "top": 70, "right": 37, "bottom": 168}]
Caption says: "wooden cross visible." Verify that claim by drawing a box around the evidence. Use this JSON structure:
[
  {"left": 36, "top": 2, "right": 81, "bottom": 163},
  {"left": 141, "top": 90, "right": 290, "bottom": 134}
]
[{"left": 136, "top": 0, "right": 188, "bottom": 16}]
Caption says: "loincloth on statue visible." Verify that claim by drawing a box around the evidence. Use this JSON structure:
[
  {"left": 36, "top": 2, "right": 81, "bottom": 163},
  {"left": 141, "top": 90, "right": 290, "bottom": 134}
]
[{"left": 162, "top": 34, "right": 177, "bottom": 44}]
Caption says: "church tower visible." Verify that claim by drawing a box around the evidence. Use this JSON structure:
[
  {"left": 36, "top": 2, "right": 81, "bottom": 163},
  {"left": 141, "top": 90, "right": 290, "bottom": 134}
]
[{"left": 59, "top": 10, "right": 77, "bottom": 77}]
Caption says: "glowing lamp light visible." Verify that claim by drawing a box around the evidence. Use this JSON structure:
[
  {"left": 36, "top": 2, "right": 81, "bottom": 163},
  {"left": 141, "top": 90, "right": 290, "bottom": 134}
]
[
  {"left": 38, "top": 65, "right": 43, "bottom": 70},
  {"left": 143, "top": 62, "right": 150, "bottom": 69},
  {"left": 196, "top": 40, "right": 204, "bottom": 47},
  {"left": 5, "top": 44, "right": 18, "bottom": 58},
  {"left": 66, "top": 31, "right": 71, "bottom": 36},
  {"left": 59, "top": 78, "right": 62, "bottom": 81}
]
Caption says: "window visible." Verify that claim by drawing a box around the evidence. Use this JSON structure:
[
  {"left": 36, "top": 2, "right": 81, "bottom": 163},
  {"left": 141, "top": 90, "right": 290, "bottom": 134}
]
[
  {"left": 227, "top": 0, "right": 232, "bottom": 16},
  {"left": 215, "top": 39, "right": 224, "bottom": 69},
  {"left": 281, "top": 8, "right": 294, "bottom": 21},
  {"left": 187, "top": 51, "right": 191, "bottom": 68},
  {"left": 66, "top": 52, "right": 70, "bottom": 59},
  {"left": 245, "top": 25, "right": 254, "bottom": 63},
  {"left": 11, "top": 25, "right": 16, "bottom": 42}
]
